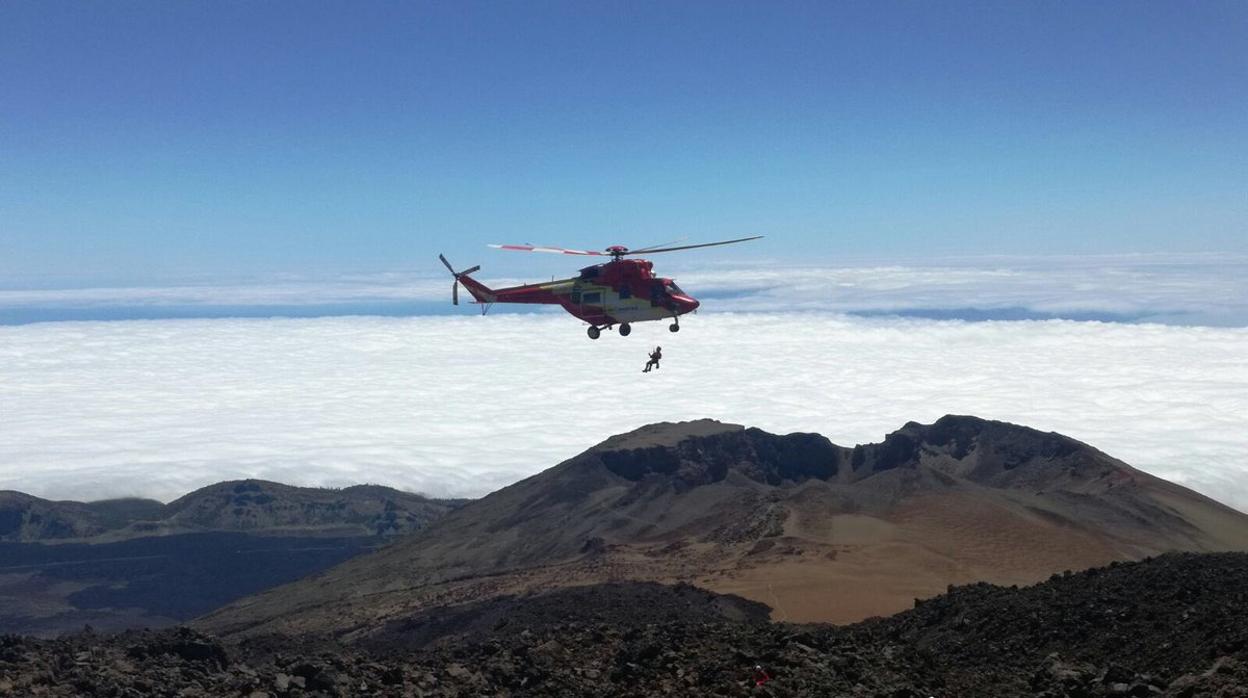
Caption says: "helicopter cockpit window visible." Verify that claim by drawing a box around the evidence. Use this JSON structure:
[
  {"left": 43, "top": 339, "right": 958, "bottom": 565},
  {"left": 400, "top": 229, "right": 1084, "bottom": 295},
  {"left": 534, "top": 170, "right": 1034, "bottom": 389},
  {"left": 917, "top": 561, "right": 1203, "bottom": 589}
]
[{"left": 666, "top": 282, "right": 685, "bottom": 295}]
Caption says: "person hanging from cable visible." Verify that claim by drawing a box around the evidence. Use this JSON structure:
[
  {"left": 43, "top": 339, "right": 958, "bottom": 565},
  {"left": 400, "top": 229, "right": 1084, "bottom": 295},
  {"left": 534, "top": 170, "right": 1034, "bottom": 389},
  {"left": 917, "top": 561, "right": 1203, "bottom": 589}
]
[{"left": 642, "top": 345, "right": 662, "bottom": 373}]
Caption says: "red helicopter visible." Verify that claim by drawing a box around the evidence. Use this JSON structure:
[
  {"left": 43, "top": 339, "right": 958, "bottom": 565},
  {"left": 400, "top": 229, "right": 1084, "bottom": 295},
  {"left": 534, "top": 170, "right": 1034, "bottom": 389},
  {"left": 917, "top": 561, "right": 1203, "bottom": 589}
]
[{"left": 438, "top": 236, "right": 762, "bottom": 339}]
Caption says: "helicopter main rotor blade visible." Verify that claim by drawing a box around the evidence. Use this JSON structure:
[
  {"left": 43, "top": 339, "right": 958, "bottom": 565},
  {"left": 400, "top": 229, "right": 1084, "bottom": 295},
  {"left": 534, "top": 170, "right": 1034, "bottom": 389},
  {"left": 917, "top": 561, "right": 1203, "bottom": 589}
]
[
  {"left": 628, "top": 237, "right": 687, "bottom": 254},
  {"left": 624, "top": 235, "right": 764, "bottom": 255},
  {"left": 488, "top": 244, "right": 609, "bottom": 257}
]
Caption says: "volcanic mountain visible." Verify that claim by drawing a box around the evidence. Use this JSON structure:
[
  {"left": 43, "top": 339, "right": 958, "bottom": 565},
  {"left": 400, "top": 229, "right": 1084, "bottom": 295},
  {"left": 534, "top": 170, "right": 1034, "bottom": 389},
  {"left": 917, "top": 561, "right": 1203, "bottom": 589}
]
[{"left": 197, "top": 416, "right": 1248, "bottom": 639}]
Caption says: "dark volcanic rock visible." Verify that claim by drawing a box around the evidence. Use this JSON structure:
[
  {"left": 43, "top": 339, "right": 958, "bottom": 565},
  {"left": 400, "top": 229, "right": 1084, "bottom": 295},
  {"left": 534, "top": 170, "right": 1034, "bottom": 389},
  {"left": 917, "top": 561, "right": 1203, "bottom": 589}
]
[
  {"left": 601, "top": 428, "right": 842, "bottom": 487},
  {"left": 873, "top": 552, "right": 1248, "bottom": 690},
  {"left": 594, "top": 414, "right": 1122, "bottom": 492},
  {"left": 3, "top": 554, "right": 1247, "bottom": 696},
  {"left": 123, "top": 627, "right": 229, "bottom": 667},
  {"left": 367, "top": 581, "right": 773, "bottom": 650}
]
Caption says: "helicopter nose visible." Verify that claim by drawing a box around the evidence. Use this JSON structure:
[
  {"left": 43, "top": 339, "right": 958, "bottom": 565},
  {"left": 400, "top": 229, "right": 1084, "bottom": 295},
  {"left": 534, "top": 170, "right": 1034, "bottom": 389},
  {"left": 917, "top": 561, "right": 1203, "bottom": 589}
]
[{"left": 674, "top": 295, "right": 699, "bottom": 313}]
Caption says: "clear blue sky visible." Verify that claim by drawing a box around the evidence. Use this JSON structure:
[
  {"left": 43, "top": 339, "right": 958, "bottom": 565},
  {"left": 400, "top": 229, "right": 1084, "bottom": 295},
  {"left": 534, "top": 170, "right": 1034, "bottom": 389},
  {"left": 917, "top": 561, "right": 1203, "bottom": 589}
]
[{"left": 2, "top": 1, "right": 1245, "bottom": 286}]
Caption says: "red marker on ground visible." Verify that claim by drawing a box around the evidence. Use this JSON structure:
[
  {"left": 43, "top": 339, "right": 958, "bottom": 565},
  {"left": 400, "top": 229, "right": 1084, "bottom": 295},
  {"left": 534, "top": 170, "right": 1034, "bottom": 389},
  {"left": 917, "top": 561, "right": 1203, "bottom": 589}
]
[{"left": 752, "top": 665, "right": 770, "bottom": 687}]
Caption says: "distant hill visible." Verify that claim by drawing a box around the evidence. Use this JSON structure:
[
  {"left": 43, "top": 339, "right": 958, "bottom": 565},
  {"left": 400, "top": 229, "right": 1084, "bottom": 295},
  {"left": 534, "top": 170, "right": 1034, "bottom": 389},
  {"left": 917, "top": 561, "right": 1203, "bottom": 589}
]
[
  {"left": 0, "top": 492, "right": 165, "bottom": 542},
  {"left": 0, "top": 481, "right": 467, "bottom": 636},
  {"left": 196, "top": 416, "right": 1248, "bottom": 641},
  {"left": 158, "top": 480, "right": 464, "bottom": 538},
  {"left": 0, "top": 479, "right": 465, "bottom": 542}
]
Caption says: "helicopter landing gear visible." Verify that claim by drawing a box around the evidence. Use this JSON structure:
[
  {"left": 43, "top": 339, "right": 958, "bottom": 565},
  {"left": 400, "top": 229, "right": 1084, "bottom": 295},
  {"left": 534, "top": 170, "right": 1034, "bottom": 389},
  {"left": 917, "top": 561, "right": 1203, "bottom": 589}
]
[
  {"left": 619, "top": 323, "right": 632, "bottom": 337},
  {"left": 587, "top": 326, "right": 601, "bottom": 340},
  {"left": 669, "top": 318, "right": 680, "bottom": 332}
]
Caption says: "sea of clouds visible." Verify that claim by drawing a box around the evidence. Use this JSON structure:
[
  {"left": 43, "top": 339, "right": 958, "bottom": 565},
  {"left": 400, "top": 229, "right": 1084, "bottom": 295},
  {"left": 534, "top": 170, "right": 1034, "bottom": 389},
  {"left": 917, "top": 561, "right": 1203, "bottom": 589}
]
[
  {"left": 4, "top": 254, "right": 1247, "bottom": 326},
  {"left": 2, "top": 313, "right": 1245, "bottom": 512},
  {"left": 677, "top": 255, "right": 1248, "bottom": 325}
]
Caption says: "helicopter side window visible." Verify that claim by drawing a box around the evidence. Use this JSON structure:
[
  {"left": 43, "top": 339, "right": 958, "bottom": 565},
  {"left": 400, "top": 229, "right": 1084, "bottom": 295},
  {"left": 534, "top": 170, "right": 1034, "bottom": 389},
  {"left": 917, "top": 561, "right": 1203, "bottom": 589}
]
[
  {"left": 581, "top": 291, "right": 602, "bottom": 305},
  {"left": 619, "top": 285, "right": 631, "bottom": 299}
]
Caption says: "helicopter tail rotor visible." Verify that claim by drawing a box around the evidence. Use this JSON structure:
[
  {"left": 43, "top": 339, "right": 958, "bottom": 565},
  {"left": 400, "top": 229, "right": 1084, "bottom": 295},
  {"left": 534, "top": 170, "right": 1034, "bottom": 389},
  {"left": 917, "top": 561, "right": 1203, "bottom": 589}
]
[{"left": 438, "top": 254, "right": 481, "bottom": 306}]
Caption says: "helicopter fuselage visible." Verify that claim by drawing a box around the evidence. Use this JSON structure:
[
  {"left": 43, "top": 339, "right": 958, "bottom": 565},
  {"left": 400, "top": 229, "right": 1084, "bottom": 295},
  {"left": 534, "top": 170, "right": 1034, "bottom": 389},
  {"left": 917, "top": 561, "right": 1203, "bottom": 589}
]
[{"left": 456, "top": 258, "right": 699, "bottom": 330}]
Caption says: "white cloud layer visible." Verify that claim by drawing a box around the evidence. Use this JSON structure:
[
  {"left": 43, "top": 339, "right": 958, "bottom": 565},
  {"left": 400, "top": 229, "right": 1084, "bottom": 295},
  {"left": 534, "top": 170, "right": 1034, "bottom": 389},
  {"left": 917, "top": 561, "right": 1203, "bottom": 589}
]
[
  {"left": 681, "top": 255, "right": 1248, "bottom": 325},
  {"left": 2, "top": 314, "right": 1246, "bottom": 513},
  {"left": 3, "top": 254, "right": 1247, "bottom": 326}
]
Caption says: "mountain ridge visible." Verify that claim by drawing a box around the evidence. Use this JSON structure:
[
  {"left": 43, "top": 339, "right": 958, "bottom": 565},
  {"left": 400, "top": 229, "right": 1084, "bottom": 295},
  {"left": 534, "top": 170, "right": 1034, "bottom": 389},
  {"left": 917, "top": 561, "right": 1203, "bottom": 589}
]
[{"left": 0, "top": 479, "right": 467, "bottom": 543}]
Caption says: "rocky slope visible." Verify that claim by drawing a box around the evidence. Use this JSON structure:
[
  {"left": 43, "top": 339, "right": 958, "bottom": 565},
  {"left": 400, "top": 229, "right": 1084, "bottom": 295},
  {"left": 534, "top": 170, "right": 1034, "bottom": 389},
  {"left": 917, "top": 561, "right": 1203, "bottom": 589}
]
[
  {"left": 5, "top": 553, "right": 1248, "bottom": 697},
  {"left": 197, "top": 416, "right": 1248, "bottom": 640}
]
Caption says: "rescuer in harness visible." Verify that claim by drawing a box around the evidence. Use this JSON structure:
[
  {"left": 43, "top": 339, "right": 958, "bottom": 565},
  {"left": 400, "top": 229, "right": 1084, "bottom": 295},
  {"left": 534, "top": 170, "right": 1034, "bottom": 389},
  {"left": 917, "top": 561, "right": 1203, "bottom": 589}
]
[{"left": 642, "top": 346, "right": 662, "bottom": 373}]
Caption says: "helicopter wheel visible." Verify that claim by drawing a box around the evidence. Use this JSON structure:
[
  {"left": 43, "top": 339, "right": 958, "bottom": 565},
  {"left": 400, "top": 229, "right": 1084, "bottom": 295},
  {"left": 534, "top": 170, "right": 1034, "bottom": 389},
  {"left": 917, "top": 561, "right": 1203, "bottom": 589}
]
[
  {"left": 619, "top": 323, "right": 631, "bottom": 337},
  {"left": 669, "top": 322, "right": 680, "bottom": 333},
  {"left": 587, "top": 326, "right": 601, "bottom": 340}
]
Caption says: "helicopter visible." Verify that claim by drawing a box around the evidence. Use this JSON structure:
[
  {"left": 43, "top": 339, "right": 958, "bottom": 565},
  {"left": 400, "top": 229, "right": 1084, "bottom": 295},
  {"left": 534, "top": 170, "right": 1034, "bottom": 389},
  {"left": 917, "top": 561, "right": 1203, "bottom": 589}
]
[{"left": 437, "top": 236, "right": 762, "bottom": 339}]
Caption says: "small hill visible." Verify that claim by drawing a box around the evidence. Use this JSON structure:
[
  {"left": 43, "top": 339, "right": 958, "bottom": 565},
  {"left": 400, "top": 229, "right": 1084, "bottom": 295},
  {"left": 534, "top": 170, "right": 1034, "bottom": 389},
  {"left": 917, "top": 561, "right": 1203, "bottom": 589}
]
[{"left": 196, "top": 416, "right": 1248, "bottom": 641}]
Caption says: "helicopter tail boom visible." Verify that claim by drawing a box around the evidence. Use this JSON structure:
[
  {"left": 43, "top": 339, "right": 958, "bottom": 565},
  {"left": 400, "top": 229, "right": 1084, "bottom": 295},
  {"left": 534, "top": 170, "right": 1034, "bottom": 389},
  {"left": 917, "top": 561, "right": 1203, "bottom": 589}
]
[{"left": 454, "top": 272, "right": 497, "bottom": 304}]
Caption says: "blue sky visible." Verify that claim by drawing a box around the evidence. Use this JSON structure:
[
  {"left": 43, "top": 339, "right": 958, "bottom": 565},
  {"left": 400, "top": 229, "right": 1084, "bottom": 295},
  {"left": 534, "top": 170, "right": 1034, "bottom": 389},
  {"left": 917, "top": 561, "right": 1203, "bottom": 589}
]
[
  {"left": 2, "top": 3, "right": 1248, "bottom": 509},
  {"left": 2, "top": 1, "right": 1246, "bottom": 288}
]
